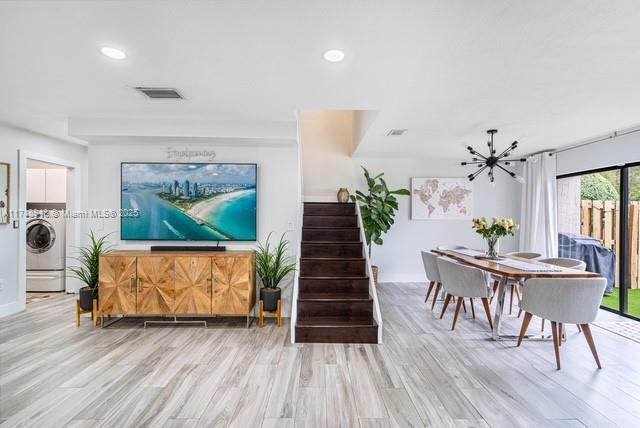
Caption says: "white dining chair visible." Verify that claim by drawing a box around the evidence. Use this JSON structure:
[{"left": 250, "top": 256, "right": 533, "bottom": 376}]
[
  {"left": 508, "top": 251, "right": 543, "bottom": 260},
  {"left": 517, "top": 277, "right": 607, "bottom": 370},
  {"left": 537, "top": 257, "right": 587, "bottom": 331},
  {"left": 539, "top": 257, "right": 587, "bottom": 271},
  {"left": 421, "top": 251, "right": 441, "bottom": 308},
  {"left": 491, "top": 251, "right": 543, "bottom": 315},
  {"left": 436, "top": 257, "right": 493, "bottom": 331}
]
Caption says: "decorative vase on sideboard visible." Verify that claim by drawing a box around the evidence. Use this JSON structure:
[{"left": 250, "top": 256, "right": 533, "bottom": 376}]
[{"left": 337, "top": 188, "right": 350, "bottom": 203}]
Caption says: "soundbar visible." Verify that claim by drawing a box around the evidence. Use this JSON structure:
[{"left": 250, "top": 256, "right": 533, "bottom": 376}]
[{"left": 150, "top": 245, "right": 227, "bottom": 252}]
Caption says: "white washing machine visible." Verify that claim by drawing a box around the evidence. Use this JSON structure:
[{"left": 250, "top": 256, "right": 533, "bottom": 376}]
[{"left": 26, "top": 204, "right": 66, "bottom": 292}]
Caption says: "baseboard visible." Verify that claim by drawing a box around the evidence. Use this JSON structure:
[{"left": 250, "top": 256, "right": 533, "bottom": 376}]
[{"left": 0, "top": 300, "right": 25, "bottom": 318}]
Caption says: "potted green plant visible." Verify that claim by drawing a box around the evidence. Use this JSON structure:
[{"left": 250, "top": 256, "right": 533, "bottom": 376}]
[
  {"left": 68, "top": 231, "right": 112, "bottom": 311},
  {"left": 351, "top": 166, "right": 410, "bottom": 282},
  {"left": 256, "top": 232, "right": 296, "bottom": 311}
]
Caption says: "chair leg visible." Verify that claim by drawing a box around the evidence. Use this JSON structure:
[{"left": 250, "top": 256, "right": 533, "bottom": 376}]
[
  {"left": 490, "top": 280, "right": 499, "bottom": 303},
  {"left": 461, "top": 298, "right": 467, "bottom": 313},
  {"left": 541, "top": 318, "right": 545, "bottom": 332},
  {"left": 424, "top": 280, "right": 435, "bottom": 303},
  {"left": 481, "top": 297, "right": 493, "bottom": 330},
  {"left": 558, "top": 322, "right": 563, "bottom": 346},
  {"left": 469, "top": 298, "right": 475, "bottom": 319},
  {"left": 517, "top": 312, "right": 533, "bottom": 347},
  {"left": 580, "top": 324, "right": 602, "bottom": 369},
  {"left": 509, "top": 284, "right": 514, "bottom": 315},
  {"left": 577, "top": 324, "right": 582, "bottom": 333},
  {"left": 439, "top": 294, "right": 452, "bottom": 319},
  {"left": 431, "top": 283, "right": 442, "bottom": 311},
  {"left": 451, "top": 297, "right": 464, "bottom": 330},
  {"left": 551, "top": 321, "right": 561, "bottom": 370}
]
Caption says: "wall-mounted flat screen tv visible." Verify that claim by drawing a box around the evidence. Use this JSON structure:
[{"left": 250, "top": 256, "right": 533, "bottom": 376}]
[{"left": 121, "top": 162, "right": 257, "bottom": 241}]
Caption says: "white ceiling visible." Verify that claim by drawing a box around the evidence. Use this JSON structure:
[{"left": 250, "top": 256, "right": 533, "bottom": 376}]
[{"left": 1, "top": 1, "right": 639, "bottom": 157}]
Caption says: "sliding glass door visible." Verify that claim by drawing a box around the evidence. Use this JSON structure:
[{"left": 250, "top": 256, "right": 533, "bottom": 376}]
[
  {"left": 625, "top": 165, "right": 640, "bottom": 318},
  {"left": 557, "top": 170, "right": 621, "bottom": 312},
  {"left": 558, "top": 163, "right": 640, "bottom": 320}
]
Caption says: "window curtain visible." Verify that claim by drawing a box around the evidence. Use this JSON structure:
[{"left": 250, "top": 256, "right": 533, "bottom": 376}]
[{"left": 520, "top": 152, "right": 558, "bottom": 257}]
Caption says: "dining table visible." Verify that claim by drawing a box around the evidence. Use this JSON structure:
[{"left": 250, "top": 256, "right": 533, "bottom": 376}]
[{"left": 432, "top": 248, "right": 601, "bottom": 341}]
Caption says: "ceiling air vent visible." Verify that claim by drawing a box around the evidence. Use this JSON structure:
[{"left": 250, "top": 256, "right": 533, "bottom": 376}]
[
  {"left": 135, "top": 87, "right": 184, "bottom": 99},
  {"left": 386, "top": 129, "right": 407, "bottom": 136}
]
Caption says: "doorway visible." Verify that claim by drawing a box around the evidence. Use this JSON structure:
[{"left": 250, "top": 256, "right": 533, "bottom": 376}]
[{"left": 18, "top": 151, "right": 82, "bottom": 310}]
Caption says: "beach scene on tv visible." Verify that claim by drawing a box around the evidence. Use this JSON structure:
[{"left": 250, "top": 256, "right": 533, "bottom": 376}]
[{"left": 121, "top": 163, "right": 257, "bottom": 241}]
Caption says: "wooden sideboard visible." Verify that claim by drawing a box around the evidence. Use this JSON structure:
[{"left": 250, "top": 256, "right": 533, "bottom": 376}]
[{"left": 98, "top": 250, "right": 256, "bottom": 326}]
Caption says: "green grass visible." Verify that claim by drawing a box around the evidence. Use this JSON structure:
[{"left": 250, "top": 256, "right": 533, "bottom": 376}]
[{"left": 601, "top": 288, "right": 640, "bottom": 318}]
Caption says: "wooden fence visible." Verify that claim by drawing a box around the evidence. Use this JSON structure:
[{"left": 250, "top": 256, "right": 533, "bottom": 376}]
[{"left": 581, "top": 200, "right": 640, "bottom": 288}]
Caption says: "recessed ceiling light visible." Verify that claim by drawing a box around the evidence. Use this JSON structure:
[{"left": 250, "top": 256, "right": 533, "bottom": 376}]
[
  {"left": 100, "top": 46, "right": 127, "bottom": 60},
  {"left": 323, "top": 49, "right": 345, "bottom": 62}
]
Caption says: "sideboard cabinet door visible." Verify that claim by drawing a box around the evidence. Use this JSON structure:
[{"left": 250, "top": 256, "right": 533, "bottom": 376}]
[
  {"left": 137, "top": 256, "right": 175, "bottom": 314},
  {"left": 99, "top": 255, "right": 137, "bottom": 315},
  {"left": 174, "top": 256, "right": 212, "bottom": 314},
  {"left": 211, "top": 254, "right": 253, "bottom": 315}
]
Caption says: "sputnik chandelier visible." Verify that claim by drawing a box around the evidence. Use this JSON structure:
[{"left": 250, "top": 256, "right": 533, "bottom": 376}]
[{"left": 461, "top": 129, "right": 525, "bottom": 182}]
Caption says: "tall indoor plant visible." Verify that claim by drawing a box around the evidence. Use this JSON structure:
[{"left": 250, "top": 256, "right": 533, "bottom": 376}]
[
  {"left": 68, "top": 231, "right": 112, "bottom": 311},
  {"left": 256, "top": 232, "right": 296, "bottom": 311},
  {"left": 351, "top": 166, "right": 410, "bottom": 282}
]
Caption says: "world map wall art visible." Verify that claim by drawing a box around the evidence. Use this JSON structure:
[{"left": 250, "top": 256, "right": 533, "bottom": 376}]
[{"left": 411, "top": 177, "right": 473, "bottom": 220}]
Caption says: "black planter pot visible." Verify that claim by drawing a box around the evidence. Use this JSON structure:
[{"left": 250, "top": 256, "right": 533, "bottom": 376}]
[
  {"left": 79, "top": 286, "right": 98, "bottom": 311},
  {"left": 260, "top": 287, "right": 281, "bottom": 311}
]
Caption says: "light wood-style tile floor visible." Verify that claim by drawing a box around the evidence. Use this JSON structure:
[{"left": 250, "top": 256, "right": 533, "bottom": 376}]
[{"left": 2, "top": 284, "right": 640, "bottom": 427}]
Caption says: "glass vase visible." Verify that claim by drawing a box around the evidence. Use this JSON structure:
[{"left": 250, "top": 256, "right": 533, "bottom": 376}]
[{"left": 485, "top": 236, "right": 499, "bottom": 259}]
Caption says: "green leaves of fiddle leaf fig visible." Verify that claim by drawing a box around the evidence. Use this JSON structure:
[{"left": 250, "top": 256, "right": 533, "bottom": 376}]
[{"left": 353, "top": 166, "right": 410, "bottom": 254}]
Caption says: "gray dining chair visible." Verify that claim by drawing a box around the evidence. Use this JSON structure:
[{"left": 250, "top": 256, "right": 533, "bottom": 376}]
[
  {"left": 539, "top": 257, "right": 587, "bottom": 271},
  {"left": 517, "top": 277, "right": 607, "bottom": 370},
  {"left": 491, "top": 251, "right": 543, "bottom": 315},
  {"left": 436, "top": 245, "right": 467, "bottom": 251},
  {"left": 537, "top": 257, "right": 587, "bottom": 331},
  {"left": 421, "top": 251, "right": 441, "bottom": 308},
  {"left": 436, "top": 257, "right": 493, "bottom": 331},
  {"left": 422, "top": 251, "right": 467, "bottom": 312}
]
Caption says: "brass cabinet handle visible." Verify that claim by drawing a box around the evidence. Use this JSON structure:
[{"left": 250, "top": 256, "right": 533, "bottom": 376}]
[
  {"left": 137, "top": 278, "right": 141, "bottom": 293},
  {"left": 129, "top": 277, "right": 135, "bottom": 292}
]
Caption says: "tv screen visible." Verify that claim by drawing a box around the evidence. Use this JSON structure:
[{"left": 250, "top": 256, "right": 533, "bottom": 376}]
[{"left": 121, "top": 162, "right": 257, "bottom": 241}]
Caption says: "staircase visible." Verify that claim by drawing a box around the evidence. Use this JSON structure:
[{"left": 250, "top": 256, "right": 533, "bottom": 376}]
[{"left": 295, "top": 202, "right": 378, "bottom": 343}]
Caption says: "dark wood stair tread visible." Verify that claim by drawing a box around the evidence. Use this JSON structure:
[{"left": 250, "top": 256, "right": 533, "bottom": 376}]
[
  {"left": 303, "top": 227, "right": 359, "bottom": 229},
  {"left": 299, "top": 276, "right": 369, "bottom": 280},
  {"left": 303, "top": 214, "right": 357, "bottom": 217},
  {"left": 298, "top": 293, "right": 371, "bottom": 302},
  {"left": 296, "top": 317, "right": 377, "bottom": 327},
  {"left": 301, "top": 241, "right": 363, "bottom": 244},
  {"left": 304, "top": 202, "right": 355, "bottom": 205}
]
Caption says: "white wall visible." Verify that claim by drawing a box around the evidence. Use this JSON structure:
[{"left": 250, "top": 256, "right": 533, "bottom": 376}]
[
  {"left": 354, "top": 157, "right": 522, "bottom": 283},
  {"left": 300, "top": 111, "right": 356, "bottom": 200},
  {"left": 87, "top": 141, "right": 300, "bottom": 316},
  {"left": 556, "top": 130, "right": 640, "bottom": 175},
  {"left": 0, "top": 123, "right": 87, "bottom": 317}
]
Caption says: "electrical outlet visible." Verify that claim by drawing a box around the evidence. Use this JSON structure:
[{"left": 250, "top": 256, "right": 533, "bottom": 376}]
[{"left": 0, "top": 279, "right": 4, "bottom": 291}]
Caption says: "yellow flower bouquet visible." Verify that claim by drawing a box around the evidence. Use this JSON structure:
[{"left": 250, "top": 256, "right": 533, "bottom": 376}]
[{"left": 472, "top": 217, "right": 519, "bottom": 258}]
